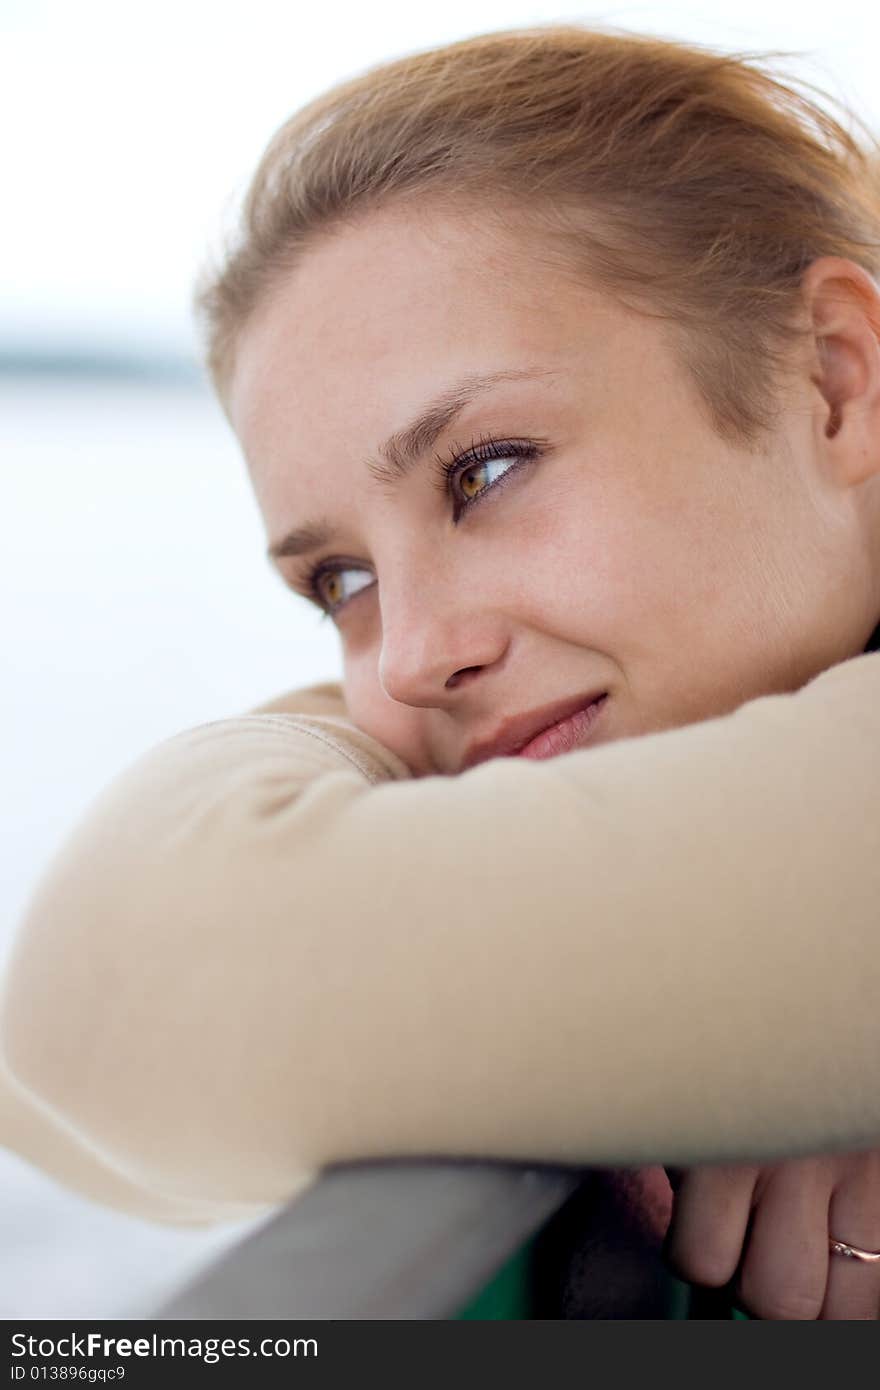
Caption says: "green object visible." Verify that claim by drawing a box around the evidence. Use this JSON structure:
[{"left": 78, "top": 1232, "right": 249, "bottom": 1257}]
[
  {"left": 455, "top": 1242, "right": 750, "bottom": 1319},
  {"left": 456, "top": 1238, "right": 538, "bottom": 1319}
]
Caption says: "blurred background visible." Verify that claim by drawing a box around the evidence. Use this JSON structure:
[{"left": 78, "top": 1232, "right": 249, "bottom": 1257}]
[{"left": 2, "top": 0, "right": 879, "bottom": 1318}]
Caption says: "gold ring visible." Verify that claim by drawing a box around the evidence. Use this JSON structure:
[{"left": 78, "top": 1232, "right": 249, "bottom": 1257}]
[{"left": 829, "top": 1238, "right": 880, "bottom": 1264}]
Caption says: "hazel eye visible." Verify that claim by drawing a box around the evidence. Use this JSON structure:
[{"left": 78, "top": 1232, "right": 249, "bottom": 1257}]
[
  {"left": 314, "top": 565, "right": 374, "bottom": 612},
  {"left": 456, "top": 456, "right": 517, "bottom": 501},
  {"left": 303, "top": 437, "right": 545, "bottom": 618},
  {"left": 436, "top": 437, "right": 543, "bottom": 521}
]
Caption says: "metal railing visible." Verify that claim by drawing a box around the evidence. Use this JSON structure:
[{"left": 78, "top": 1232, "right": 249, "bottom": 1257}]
[{"left": 151, "top": 1161, "right": 721, "bottom": 1320}]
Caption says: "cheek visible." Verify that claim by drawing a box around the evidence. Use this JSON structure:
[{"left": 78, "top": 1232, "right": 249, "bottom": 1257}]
[
  {"left": 516, "top": 496, "right": 646, "bottom": 631},
  {"left": 341, "top": 654, "right": 424, "bottom": 761},
  {"left": 340, "top": 653, "right": 375, "bottom": 731}
]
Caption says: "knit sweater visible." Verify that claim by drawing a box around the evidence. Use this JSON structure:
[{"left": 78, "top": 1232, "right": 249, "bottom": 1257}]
[{"left": 1, "top": 620, "right": 879, "bottom": 1226}]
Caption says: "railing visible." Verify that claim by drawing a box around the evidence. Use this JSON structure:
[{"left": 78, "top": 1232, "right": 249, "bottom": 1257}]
[{"left": 151, "top": 1161, "right": 734, "bottom": 1319}]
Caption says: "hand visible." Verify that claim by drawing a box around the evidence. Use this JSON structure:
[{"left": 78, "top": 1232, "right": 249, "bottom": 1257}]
[{"left": 662, "top": 1152, "right": 880, "bottom": 1319}]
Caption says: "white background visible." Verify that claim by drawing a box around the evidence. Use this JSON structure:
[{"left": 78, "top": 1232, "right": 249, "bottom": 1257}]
[{"left": 2, "top": 0, "right": 878, "bottom": 1318}]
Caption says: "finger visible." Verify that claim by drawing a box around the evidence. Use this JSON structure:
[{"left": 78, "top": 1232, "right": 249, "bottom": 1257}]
[
  {"left": 663, "top": 1164, "right": 757, "bottom": 1288},
  {"left": 665, "top": 1165, "right": 685, "bottom": 1194},
  {"left": 821, "top": 1155, "right": 880, "bottom": 1320},
  {"left": 735, "top": 1159, "right": 830, "bottom": 1320}
]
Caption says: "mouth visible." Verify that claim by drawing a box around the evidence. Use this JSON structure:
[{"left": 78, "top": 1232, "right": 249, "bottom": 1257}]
[
  {"left": 461, "top": 690, "right": 609, "bottom": 770},
  {"left": 515, "top": 693, "right": 608, "bottom": 761}
]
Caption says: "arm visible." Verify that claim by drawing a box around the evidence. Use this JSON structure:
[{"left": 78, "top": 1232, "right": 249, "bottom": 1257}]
[
  {"left": 0, "top": 1061, "right": 261, "bottom": 1226},
  {"left": 2, "top": 654, "right": 879, "bottom": 1221}
]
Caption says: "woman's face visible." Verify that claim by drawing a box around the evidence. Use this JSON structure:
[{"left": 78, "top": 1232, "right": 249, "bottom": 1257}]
[{"left": 229, "top": 202, "right": 870, "bottom": 776}]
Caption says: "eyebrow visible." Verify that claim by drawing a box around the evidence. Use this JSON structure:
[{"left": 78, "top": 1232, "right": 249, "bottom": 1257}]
[{"left": 266, "top": 367, "right": 551, "bottom": 562}]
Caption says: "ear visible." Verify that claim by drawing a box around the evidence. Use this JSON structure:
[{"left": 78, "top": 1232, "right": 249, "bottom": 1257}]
[{"left": 800, "top": 256, "right": 880, "bottom": 488}]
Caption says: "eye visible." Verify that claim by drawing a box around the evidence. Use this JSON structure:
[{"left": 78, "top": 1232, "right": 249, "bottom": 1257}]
[
  {"left": 436, "top": 436, "right": 543, "bottom": 522},
  {"left": 309, "top": 563, "right": 374, "bottom": 616},
  {"left": 299, "top": 435, "right": 546, "bottom": 619},
  {"left": 457, "top": 455, "right": 514, "bottom": 500}
]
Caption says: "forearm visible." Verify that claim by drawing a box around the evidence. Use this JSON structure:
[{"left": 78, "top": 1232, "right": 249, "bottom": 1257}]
[{"left": 2, "top": 652, "right": 878, "bottom": 1217}]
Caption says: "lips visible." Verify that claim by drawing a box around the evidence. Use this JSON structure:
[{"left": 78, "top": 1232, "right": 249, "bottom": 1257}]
[
  {"left": 461, "top": 690, "right": 608, "bottom": 771},
  {"left": 516, "top": 694, "right": 608, "bottom": 760}
]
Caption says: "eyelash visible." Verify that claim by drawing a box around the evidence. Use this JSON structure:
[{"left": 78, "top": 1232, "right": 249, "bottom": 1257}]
[{"left": 300, "top": 434, "right": 543, "bottom": 619}]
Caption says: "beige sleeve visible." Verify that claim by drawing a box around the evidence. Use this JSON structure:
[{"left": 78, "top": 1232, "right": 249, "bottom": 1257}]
[
  {"left": 0, "top": 1061, "right": 263, "bottom": 1226},
  {"left": 1, "top": 655, "right": 878, "bottom": 1224}
]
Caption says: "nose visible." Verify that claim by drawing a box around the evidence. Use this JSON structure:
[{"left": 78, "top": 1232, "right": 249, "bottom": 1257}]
[{"left": 377, "top": 562, "right": 509, "bottom": 707}]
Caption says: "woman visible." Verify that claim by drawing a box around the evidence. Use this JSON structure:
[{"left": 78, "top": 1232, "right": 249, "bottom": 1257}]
[{"left": 2, "top": 26, "right": 880, "bottom": 1319}]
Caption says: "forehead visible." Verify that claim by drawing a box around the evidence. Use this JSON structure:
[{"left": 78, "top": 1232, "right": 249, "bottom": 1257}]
[{"left": 228, "top": 204, "right": 638, "bottom": 462}]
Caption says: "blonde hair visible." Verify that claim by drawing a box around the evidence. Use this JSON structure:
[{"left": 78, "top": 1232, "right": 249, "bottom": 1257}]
[{"left": 193, "top": 24, "right": 880, "bottom": 443}]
